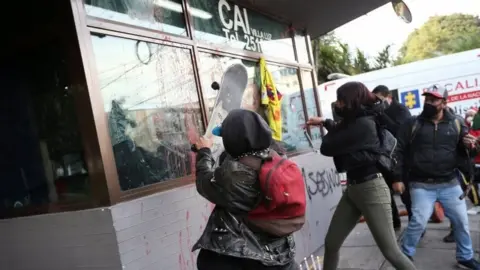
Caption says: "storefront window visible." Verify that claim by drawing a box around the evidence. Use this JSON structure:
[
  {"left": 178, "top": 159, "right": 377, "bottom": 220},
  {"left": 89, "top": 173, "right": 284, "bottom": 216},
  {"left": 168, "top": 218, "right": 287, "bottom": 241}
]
[
  {"left": 197, "top": 52, "right": 259, "bottom": 119},
  {"left": 1, "top": 43, "right": 91, "bottom": 211},
  {"left": 264, "top": 65, "right": 308, "bottom": 153},
  {"left": 295, "top": 34, "right": 310, "bottom": 63},
  {"left": 84, "top": 0, "right": 187, "bottom": 36},
  {"left": 189, "top": 0, "right": 295, "bottom": 61},
  {"left": 301, "top": 70, "right": 322, "bottom": 147},
  {"left": 90, "top": 34, "right": 203, "bottom": 191}
]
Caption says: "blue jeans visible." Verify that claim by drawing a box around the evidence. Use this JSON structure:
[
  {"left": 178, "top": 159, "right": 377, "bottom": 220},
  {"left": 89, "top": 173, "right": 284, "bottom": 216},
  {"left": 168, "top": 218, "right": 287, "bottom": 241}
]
[{"left": 401, "top": 183, "right": 474, "bottom": 261}]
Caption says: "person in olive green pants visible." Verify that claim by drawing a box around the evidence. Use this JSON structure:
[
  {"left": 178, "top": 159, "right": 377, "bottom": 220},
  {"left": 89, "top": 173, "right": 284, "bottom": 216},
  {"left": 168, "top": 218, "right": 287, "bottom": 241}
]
[
  {"left": 307, "top": 81, "right": 416, "bottom": 270},
  {"left": 322, "top": 177, "right": 416, "bottom": 270}
]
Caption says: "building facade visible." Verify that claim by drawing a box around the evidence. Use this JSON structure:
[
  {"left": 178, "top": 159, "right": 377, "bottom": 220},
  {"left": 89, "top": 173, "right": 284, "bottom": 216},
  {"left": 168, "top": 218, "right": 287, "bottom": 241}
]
[{"left": 0, "top": 0, "right": 367, "bottom": 269}]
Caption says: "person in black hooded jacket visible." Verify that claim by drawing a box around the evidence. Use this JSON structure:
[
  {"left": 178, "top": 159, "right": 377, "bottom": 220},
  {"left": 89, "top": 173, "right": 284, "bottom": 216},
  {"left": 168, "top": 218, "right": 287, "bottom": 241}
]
[
  {"left": 372, "top": 85, "right": 412, "bottom": 230},
  {"left": 307, "top": 82, "right": 416, "bottom": 270},
  {"left": 192, "top": 109, "right": 298, "bottom": 270}
]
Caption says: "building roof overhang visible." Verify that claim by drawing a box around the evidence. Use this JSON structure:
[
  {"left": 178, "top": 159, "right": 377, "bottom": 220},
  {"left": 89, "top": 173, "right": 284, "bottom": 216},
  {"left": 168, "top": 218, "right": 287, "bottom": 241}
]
[{"left": 231, "top": 0, "right": 392, "bottom": 37}]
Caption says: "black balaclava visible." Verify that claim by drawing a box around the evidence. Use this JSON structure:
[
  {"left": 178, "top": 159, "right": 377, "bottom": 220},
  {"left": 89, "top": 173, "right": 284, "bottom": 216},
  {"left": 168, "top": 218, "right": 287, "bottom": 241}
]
[{"left": 220, "top": 109, "right": 272, "bottom": 158}]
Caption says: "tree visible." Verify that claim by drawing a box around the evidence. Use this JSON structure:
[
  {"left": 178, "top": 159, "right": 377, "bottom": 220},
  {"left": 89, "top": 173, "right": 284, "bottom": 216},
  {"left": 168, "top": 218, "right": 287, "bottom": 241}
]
[
  {"left": 312, "top": 34, "right": 394, "bottom": 82},
  {"left": 398, "top": 14, "right": 480, "bottom": 64},
  {"left": 312, "top": 33, "right": 355, "bottom": 83},
  {"left": 373, "top": 45, "right": 392, "bottom": 69},
  {"left": 353, "top": 49, "right": 371, "bottom": 74}
]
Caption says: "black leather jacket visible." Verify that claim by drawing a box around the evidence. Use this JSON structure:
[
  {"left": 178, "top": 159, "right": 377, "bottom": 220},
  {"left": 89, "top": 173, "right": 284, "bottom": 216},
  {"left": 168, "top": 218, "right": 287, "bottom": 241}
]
[{"left": 191, "top": 148, "right": 296, "bottom": 266}]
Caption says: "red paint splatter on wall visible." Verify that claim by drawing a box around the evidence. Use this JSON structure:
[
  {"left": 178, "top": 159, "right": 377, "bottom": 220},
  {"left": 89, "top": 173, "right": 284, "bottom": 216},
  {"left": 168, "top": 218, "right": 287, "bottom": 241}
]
[
  {"left": 178, "top": 231, "right": 187, "bottom": 270},
  {"left": 209, "top": 203, "right": 215, "bottom": 212},
  {"left": 144, "top": 235, "right": 151, "bottom": 256},
  {"left": 186, "top": 211, "right": 195, "bottom": 267}
]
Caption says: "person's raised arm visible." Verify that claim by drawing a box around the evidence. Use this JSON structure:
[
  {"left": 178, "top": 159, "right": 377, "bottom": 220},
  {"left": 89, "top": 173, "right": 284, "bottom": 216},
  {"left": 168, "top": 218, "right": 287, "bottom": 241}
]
[{"left": 194, "top": 137, "right": 222, "bottom": 204}]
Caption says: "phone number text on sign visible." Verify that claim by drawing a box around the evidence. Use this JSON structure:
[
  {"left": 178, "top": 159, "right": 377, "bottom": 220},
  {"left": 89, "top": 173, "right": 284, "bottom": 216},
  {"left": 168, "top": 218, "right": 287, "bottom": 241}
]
[{"left": 218, "top": 0, "right": 272, "bottom": 52}]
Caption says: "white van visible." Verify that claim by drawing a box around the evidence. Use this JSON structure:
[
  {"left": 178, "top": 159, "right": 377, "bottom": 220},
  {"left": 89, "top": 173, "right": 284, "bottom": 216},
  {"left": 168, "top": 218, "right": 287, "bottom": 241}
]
[{"left": 318, "top": 48, "right": 480, "bottom": 118}]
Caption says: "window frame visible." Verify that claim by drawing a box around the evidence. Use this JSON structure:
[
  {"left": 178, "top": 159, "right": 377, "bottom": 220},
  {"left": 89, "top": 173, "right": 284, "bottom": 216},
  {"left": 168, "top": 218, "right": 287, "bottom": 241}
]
[{"left": 65, "top": 0, "right": 324, "bottom": 206}]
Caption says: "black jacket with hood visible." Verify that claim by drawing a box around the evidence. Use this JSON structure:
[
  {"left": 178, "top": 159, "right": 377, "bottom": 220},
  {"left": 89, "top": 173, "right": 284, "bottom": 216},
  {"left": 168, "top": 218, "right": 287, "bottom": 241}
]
[
  {"left": 393, "top": 109, "right": 471, "bottom": 183},
  {"left": 381, "top": 99, "right": 411, "bottom": 137},
  {"left": 191, "top": 110, "right": 296, "bottom": 266},
  {"left": 320, "top": 101, "right": 395, "bottom": 180}
]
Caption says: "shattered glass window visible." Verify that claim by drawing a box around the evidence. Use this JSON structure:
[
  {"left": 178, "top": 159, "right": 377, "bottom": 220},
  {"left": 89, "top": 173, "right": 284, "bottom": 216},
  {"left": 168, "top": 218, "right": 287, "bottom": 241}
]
[
  {"left": 300, "top": 70, "right": 322, "bottom": 148},
  {"left": 196, "top": 53, "right": 259, "bottom": 120},
  {"left": 84, "top": 0, "right": 187, "bottom": 36},
  {"left": 189, "top": 0, "right": 294, "bottom": 60},
  {"left": 268, "top": 65, "right": 312, "bottom": 153},
  {"left": 90, "top": 34, "right": 203, "bottom": 190}
]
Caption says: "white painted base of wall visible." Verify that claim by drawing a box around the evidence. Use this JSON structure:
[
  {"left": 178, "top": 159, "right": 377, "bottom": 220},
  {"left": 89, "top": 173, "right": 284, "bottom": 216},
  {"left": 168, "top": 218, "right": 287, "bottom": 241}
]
[{"left": 0, "top": 153, "right": 342, "bottom": 270}]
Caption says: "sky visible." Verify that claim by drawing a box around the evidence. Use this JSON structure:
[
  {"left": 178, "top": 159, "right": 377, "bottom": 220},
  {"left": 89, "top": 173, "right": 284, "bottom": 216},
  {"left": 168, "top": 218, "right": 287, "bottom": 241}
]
[{"left": 334, "top": 0, "right": 480, "bottom": 58}]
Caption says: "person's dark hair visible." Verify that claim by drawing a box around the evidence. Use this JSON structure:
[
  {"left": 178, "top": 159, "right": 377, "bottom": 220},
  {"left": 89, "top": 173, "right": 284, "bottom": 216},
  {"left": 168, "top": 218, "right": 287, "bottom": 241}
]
[
  {"left": 337, "top": 81, "right": 377, "bottom": 112},
  {"left": 372, "top": 85, "right": 390, "bottom": 97}
]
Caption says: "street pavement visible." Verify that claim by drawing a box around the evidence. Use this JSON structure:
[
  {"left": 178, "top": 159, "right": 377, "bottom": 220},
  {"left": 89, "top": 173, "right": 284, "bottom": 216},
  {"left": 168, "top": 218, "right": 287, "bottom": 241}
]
[{"left": 313, "top": 196, "right": 480, "bottom": 270}]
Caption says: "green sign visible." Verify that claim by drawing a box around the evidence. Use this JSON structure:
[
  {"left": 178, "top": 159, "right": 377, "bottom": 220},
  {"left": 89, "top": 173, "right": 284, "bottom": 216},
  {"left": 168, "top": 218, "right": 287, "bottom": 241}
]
[{"left": 190, "top": 0, "right": 290, "bottom": 52}]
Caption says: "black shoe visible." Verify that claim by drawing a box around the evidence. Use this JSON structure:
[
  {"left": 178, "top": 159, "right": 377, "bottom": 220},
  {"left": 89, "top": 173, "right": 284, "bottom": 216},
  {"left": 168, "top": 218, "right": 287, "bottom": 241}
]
[
  {"left": 443, "top": 231, "right": 455, "bottom": 243},
  {"left": 457, "top": 258, "right": 480, "bottom": 269}
]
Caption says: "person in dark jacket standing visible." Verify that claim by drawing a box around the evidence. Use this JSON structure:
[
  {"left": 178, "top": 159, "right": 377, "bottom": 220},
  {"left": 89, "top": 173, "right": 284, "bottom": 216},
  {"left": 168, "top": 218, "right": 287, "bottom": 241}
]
[
  {"left": 192, "top": 109, "right": 298, "bottom": 270},
  {"left": 372, "top": 85, "right": 411, "bottom": 230},
  {"left": 308, "top": 82, "right": 416, "bottom": 270},
  {"left": 372, "top": 85, "right": 411, "bottom": 136},
  {"left": 394, "top": 85, "right": 480, "bottom": 269}
]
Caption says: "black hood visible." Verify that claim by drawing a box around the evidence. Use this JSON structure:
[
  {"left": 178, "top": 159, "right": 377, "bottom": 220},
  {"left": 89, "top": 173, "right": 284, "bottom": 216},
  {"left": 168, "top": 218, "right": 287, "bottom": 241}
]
[{"left": 220, "top": 109, "right": 272, "bottom": 158}]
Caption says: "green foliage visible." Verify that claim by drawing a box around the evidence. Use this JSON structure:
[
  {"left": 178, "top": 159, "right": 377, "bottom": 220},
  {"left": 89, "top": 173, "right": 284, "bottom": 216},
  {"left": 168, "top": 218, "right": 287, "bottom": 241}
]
[
  {"left": 353, "top": 49, "right": 372, "bottom": 74},
  {"left": 398, "top": 14, "right": 480, "bottom": 64},
  {"left": 312, "top": 14, "right": 480, "bottom": 82},
  {"left": 312, "top": 33, "right": 355, "bottom": 83},
  {"left": 312, "top": 33, "right": 393, "bottom": 83},
  {"left": 373, "top": 45, "right": 392, "bottom": 69}
]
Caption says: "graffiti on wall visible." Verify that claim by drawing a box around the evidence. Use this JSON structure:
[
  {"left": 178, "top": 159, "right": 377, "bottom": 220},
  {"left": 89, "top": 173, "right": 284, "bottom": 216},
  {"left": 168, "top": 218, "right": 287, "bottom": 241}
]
[{"left": 302, "top": 168, "right": 341, "bottom": 200}]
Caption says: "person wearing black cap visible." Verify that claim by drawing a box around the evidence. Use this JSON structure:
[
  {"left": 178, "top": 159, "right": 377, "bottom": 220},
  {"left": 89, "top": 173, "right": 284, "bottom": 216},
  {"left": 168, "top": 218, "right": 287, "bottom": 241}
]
[
  {"left": 192, "top": 109, "right": 298, "bottom": 270},
  {"left": 394, "top": 85, "right": 480, "bottom": 269},
  {"left": 372, "top": 85, "right": 411, "bottom": 230}
]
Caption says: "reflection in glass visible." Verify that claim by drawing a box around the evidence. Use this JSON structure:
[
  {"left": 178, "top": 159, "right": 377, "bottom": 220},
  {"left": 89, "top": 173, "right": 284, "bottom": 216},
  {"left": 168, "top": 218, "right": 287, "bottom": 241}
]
[
  {"left": 295, "top": 34, "right": 310, "bottom": 63},
  {"left": 91, "top": 35, "right": 203, "bottom": 190},
  {"left": 264, "top": 66, "right": 308, "bottom": 152},
  {"left": 301, "top": 71, "right": 322, "bottom": 147},
  {"left": 189, "top": 0, "right": 294, "bottom": 60},
  {"left": 84, "top": 0, "right": 187, "bottom": 36},
  {"left": 0, "top": 43, "right": 91, "bottom": 210}
]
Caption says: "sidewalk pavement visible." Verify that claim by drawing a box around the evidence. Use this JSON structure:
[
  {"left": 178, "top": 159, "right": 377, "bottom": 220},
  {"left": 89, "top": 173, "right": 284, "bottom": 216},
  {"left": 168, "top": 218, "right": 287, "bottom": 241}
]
[{"left": 314, "top": 196, "right": 480, "bottom": 270}]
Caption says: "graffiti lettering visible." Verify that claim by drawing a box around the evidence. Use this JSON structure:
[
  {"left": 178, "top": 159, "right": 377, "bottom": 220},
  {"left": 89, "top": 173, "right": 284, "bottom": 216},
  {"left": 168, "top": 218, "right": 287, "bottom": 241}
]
[{"left": 302, "top": 168, "right": 341, "bottom": 200}]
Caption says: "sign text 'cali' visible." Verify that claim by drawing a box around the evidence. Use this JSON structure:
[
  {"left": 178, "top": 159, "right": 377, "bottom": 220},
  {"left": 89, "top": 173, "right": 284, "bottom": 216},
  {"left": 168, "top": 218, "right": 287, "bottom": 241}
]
[{"left": 218, "top": 0, "right": 273, "bottom": 52}]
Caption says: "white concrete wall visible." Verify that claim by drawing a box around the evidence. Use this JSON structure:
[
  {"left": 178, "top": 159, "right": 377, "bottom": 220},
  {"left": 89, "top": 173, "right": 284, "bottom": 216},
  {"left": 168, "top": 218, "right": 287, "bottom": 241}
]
[
  {"left": 0, "top": 153, "right": 342, "bottom": 270},
  {"left": 110, "top": 152, "right": 341, "bottom": 270},
  {"left": 291, "top": 153, "right": 342, "bottom": 262},
  {"left": 0, "top": 209, "right": 122, "bottom": 270}
]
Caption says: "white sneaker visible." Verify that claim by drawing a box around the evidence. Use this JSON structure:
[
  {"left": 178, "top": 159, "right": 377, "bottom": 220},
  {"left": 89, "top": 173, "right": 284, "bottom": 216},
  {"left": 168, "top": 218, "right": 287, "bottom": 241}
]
[{"left": 467, "top": 206, "right": 480, "bottom": 215}]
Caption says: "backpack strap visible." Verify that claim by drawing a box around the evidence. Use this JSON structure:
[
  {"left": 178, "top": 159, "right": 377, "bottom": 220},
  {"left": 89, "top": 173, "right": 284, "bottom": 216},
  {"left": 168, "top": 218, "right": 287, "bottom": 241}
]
[
  {"left": 411, "top": 117, "right": 461, "bottom": 143},
  {"left": 454, "top": 118, "right": 461, "bottom": 139},
  {"left": 410, "top": 116, "right": 421, "bottom": 144}
]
